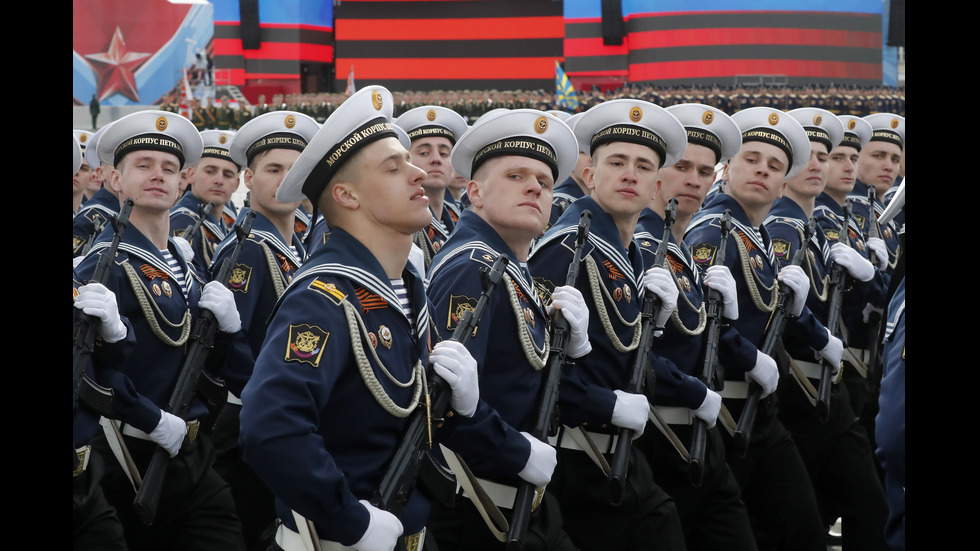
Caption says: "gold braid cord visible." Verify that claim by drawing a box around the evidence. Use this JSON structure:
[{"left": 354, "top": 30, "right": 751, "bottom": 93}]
[
  {"left": 122, "top": 261, "right": 192, "bottom": 347},
  {"left": 584, "top": 256, "right": 641, "bottom": 353},
  {"left": 259, "top": 241, "right": 288, "bottom": 298},
  {"left": 802, "top": 229, "right": 829, "bottom": 302},
  {"left": 343, "top": 299, "right": 423, "bottom": 418},
  {"left": 414, "top": 230, "right": 433, "bottom": 272},
  {"left": 733, "top": 231, "right": 779, "bottom": 313},
  {"left": 669, "top": 269, "right": 707, "bottom": 337},
  {"left": 502, "top": 273, "right": 549, "bottom": 370}
]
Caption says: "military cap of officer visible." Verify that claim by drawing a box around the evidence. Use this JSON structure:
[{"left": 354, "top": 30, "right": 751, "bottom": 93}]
[
  {"left": 863, "top": 113, "right": 905, "bottom": 150},
  {"left": 787, "top": 107, "right": 844, "bottom": 152},
  {"left": 73, "top": 129, "right": 94, "bottom": 162},
  {"left": 665, "top": 103, "right": 742, "bottom": 164},
  {"left": 84, "top": 122, "right": 113, "bottom": 169},
  {"left": 97, "top": 109, "right": 203, "bottom": 170},
  {"left": 451, "top": 108, "right": 578, "bottom": 183},
  {"left": 395, "top": 105, "right": 468, "bottom": 146},
  {"left": 730, "top": 106, "right": 811, "bottom": 179},
  {"left": 277, "top": 85, "right": 400, "bottom": 204},
  {"left": 229, "top": 110, "right": 319, "bottom": 168},
  {"left": 73, "top": 133, "right": 82, "bottom": 175},
  {"left": 200, "top": 129, "right": 240, "bottom": 169},
  {"left": 836, "top": 115, "right": 873, "bottom": 152},
  {"left": 573, "top": 98, "right": 687, "bottom": 168}
]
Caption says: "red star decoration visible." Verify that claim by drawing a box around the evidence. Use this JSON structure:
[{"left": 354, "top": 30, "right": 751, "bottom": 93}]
[{"left": 85, "top": 27, "right": 151, "bottom": 103}]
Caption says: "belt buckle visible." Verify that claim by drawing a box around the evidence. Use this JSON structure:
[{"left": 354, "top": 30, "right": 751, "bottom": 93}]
[
  {"left": 531, "top": 487, "right": 546, "bottom": 513},
  {"left": 186, "top": 420, "right": 200, "bottom": 442},
  {"left": 403, "top": 529, "right": 424, "bottom": 551},
  {"left": 73, "top": 445, "right": 91, "bottom": 477}
]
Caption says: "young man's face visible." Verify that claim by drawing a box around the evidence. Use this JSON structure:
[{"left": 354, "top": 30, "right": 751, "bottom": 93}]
[
  {"left": 468, "top": 155, "right": 555, "bottom": 245},
  {"left": 858, "top": 141, "right": 902, "bottom": 197},
  {"left": 826, "top": 145, "right": 860, "bottom": 197},
  {"left": 343, "top": 137, "right": 430, "bottom": 236},
  {"left": 189, "top": 157, "right": 240, "bottom": 208},
  {"left": 409, "top": 136, "right": 453, "bottom": 195},
  {"left": 655, "top": 143, "right": 716, "bottom": 218},
  {"left": 245, "top": 148, "right": 303, "bottom": 219},
  {"left": 724, "top": 141, "right": 789, "bottom": 212},
  {"left": 111, "top": 150, "right": 182, "bottom": 214},
  {"left": 73, "top": 161, "right": 92, "bottom": 195},
  {"left": 585, "top": 141, "right": 662, "bottom": 220},
  {"left": 785, "top": 142, "right": 830, "bottom": 199}
]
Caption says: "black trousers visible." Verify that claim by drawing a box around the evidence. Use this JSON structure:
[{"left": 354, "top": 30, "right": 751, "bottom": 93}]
[
  {"left": 93, "top": 430, "right": 246, "bottom": 551},
  {"left": 74, "top": 450, "right": 128, "bottom": 551}
]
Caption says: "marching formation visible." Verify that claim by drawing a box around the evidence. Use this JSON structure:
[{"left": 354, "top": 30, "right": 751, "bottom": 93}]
[{"left": 73, "top": 87, "right": 906, "bottom": 551}]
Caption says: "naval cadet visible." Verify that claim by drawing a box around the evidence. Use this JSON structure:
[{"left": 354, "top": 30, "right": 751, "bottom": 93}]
[
  {"left": 74, "top": 123, "right": 122, "bottom": 259},
  {"left": 529, "top": 98, "right": 689, "bottom": 551},
  {"left": 850, "top": 114, "right": 904, "bottom": 275},
  {"left": 547, "top": 112, "right": 592, "bottom": 231}
]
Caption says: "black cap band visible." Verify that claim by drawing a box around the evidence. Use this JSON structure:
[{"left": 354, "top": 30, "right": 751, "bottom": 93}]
[
  {"left": 590, "top": 124, "right": 668, "bottom": 168},
  {"left": 685, "top": 128, "right": 723, "bottom": 164},
  {"left": 472, "top": 136, "right": 559, "bottom": 181},
  {"left": 840, "top": 132, "right": 862, "bottom": 152},
  {"left": 245, "top": 133, "right": 310, "bottom": 166},
  {"left": 201, "top": 146, "right": 240, "bottom": 169},
  {"left": 741, "top": 128, "right": 793, "bottom": 167},
  {"left": 802, "top": 127, "right": 833, "bottom": 151},
  {"left": 114, "top": 133, "right": 184, "bottom": 168},
  {"left": 303, "top": 118, "right": 397, "bottom": 203},
  {"left": 407, "top": 125, "right": 457, "bottom": 145},
  {"left": 869, "top": 129, "right": 903, "bottom": 149}
]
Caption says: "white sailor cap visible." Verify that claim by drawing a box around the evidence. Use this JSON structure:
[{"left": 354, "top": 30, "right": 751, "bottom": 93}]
[
  {"left": 97, "top": 109, "right": 203, "bottom": 170},
  {"left": 73, "top": 133, "right": 82, "bottom": 176},
  {"left": 451, "top": 109, "right": 577, "bottom": 184},
  {"left": 573, "top": 98, "right": 687, "bottom": 168},
  {"left": 199, "top": 129, "right": 240, "bottom": 169},
  {"left": 665, "top": 103, "right": 742, "bottom": 165},
  {"left": 863, "top": 113, "right": 905, "bottom": 151},
  {"left": 229, "top": 110, "right": 319, "bottom": 168},
  {"left": 545, "top": 110, "right": 573, "bottom": 122},
  {"left": 392, "top": 123, "right": 412, "bottom": 150},
  {"left": 73, "top": 129, "right": 94, "bottom": 162},
  {"left": 277, "top": 85, "right": 400, "bottom": 204},
  {"left": 84, "top": 122, "right": 113, "bottom": 168},
  {"left": 473, "top": 108, "right": 510, "bottom": 128},
  {"left": 836, "top": 115, "right": 873, "bottom": 152},
  {"left": 395, "top": 105, "right": 468, "bottom": 146},
  {"left": 787, "top": 107, "right": 844, "bottom": 153},
  {"left": 731, "top": 107, "right": 811, "bottom": 179}
]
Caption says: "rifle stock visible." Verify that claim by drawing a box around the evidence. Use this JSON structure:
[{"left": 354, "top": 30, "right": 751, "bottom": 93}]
[
  {"left": 607, "top": 198, "right": 678, "bottom": 506},
  {"left": 181, "top": 201, "right": 215, "bottom": 246},
  {"left": 371, "top": 255, "right": 509, "bottom": 516},
  {"left": 132, "top": 211, "right": 256, "bottom": 525},
  {"left": 816, "top": 200, "right": 851, "bottom": 422},
  {"left": 733, "top": 217, "right": 817, "bottom": 457},
  {"left": 505, "top": 210, "right": 592, "bottom": 550},
  {"left": 688, "top": 210, "right": 732, "bottom": 487}
]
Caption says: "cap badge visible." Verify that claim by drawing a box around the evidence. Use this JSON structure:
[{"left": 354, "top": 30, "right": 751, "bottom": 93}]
[
  {"left": 890, "top": 118, "right": 899, "bottom": 129},
  {"left": 847, "top": 120, "right": 857, "bottom": 130},
  {"left": 285, "top": 115, "right": 296, "bottom": 129},
  {"left": 812, "top": 114, "right": 823, "bottom": 125},
  {"left": 702, "top": 111, "right": 714, "bottom": 125},
  {"left": 629, "top": 107, "right": 643, "bottom": 122},
  {"left": 534, "top": 116, "right": 548, "bottom": 134},
  {"left": 372, "top": 91, "right": 383, "bottom": 111},
  {"left": 427, "top": 109, "right": 437, "bottom": 121},
  {"left": 219, "top": 134, "right": 229, "bottom": 145},
  {"left": 768, "top": 113, "right": 779, "bottom": 126},
  {"left": 156, "top": 117, "right": 168, "bottom": 131}
]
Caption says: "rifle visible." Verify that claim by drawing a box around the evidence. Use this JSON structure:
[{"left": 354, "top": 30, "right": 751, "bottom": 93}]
[
  {"left": 607, "top": 198, "right": 678, "bottom": 506},
  {"left": 370, "top": 254, "right": 509, "bottom": 517},
  {"left": 181, "top": 201, "right": 215, "bottom": 246},
  {"left": 815, "top": 200, "right": 851, "bottom": 422},
  {"left": 73, "top": 198, "right": 133, "bottom": 469},
  {"left": 864, "top": 186, "right": 884, "bottom": 396},
  {"left": 687, "top": 209, "right": 732, "bottom": 487},
  {"left": 80, "top": 212, "right": 108, "bottom": 257},
  {"left": 733, "top": 217, "right": 817, "bottom": 457},
  {"left": 132, "top": 210, "right": 256, "bottom": 525},
  {"left": 505, "top": 209, "right": 592, "bottom": 550}
]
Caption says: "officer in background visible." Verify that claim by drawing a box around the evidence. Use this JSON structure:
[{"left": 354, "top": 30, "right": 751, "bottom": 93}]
[
  {"left": 238, "top": 86, "right": 482, "bottom": 551},
  {"left": 171, "top": 129, "right": 240, "bottom": 280},
  {"left": 632, "top": 103, "right": 759, "bottom": 551},
  {"left": 395, "top": 105, "right": 469, "bottom": 271},
  {"left": 76, "top": 109, "right": 246, "bottom": 551},
  {"left": 425, "top": 109, "right": 586, "bottom": 550},
  {"left": 74, "top": 123, "right": 122, "bottom": 259},
  {"left": 685, "top": 107, "right": 831, "bottom": 551},
  {"left": 209, "top": 109, "right": 320, "bottom": 551},
  {"left": 529, "top": 98, "right": 688, "bottom": 551}
]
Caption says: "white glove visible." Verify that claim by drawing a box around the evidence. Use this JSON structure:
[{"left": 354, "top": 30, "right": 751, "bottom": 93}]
[
  {"left": 642, "top": 266, "right": 679, "bottom": 330},
  {"left": 173, "top": 235, "right": 195, "bottom": 263},
  {"left": 199, "top": 281, "right": 242, "bottom": 333},
  {"left": 703, "top": 265, "right": 739, "bottom": 320},
  {"left": 692, "top": 389, "right": 722, "bottom": 429},
  {"left": 517, "top": 432, "right": 557, "bottom": 488},
  {"left": 776, "top": 264, "right": 809, "bottom": 318},
  {"left": 862, "top": 302, "right": 884, "bottom": 324},
  {"left": 548, "top": 285, "right": 591, "bottom": 358},
  {"left": 355, "top": 500, "right": 403, "bottom": 551},
  {"left": 73, "top": 255, "right": 85, "bottom": 269},
  {"left": 408, "top": 243, "right": 426, "bottom": 279},
  {"left": 866, "top": 237, "right": 888, "bottom": 271},
  {"left": 430, "top": 340, "right": 480, "bottom": 417},
  {"left": 74, "top": 283, "right": 128, "bottom": 343},
  {"left": 149, "top": 411, "right": 187, "bottom": 458},
  {"left": 829, "top": 243, "right": 874, "bottom": 282},
  {"left": 611, "top": 390, "right": 649, "bottom": 438},
  {"left": 746, "top": 350, "right": 779, "bottom": 398},
  {"left": 817, "top": 328, "right": 843, "bottom": 378}
]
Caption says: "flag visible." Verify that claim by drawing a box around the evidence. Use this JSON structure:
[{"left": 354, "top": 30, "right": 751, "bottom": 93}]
[
  {"left": 345, "top": 67, "right": 356, "bottom": 95},
  {"left": 555, "top": 60, "right": 579, "bottom": 110}
]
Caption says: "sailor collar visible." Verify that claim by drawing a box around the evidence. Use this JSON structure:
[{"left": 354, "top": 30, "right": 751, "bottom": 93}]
[
  {"left": 635, "top": 208, "right": 700, "bottom": 284},
  {"left": 213, "top": 209, "right": 304, "bottom": 268},
  {"left": 89, "top": 223, "right": 195, "bottom": 297},
  {"left": 172, "top": 193, "right": 228, "bottom": 236},
  {"left": 692, "top": 193, "right": 774, "bottom": 264}
]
